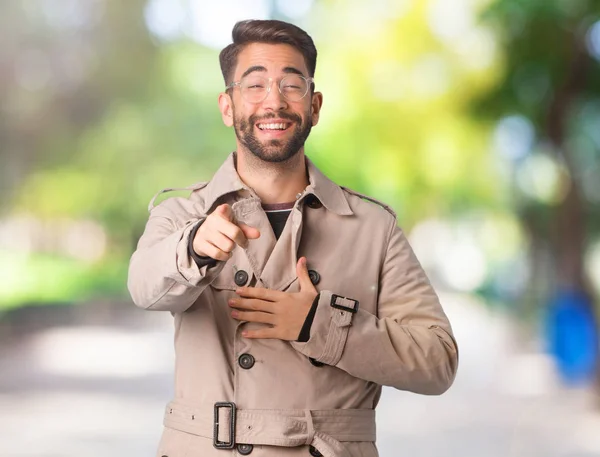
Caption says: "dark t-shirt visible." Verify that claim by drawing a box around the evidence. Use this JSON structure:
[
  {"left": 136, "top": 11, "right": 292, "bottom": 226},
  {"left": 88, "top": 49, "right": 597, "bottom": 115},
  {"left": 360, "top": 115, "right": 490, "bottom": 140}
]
[{"left": 261, "top": 201, "right": 294, "bottom": 239}]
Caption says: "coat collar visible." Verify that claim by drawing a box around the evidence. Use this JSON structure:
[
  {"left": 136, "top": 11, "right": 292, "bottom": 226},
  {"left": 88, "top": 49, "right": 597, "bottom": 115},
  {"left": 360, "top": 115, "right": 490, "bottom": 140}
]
[{"left": 201, "top": 151, "right": 353, "bottom": 216}]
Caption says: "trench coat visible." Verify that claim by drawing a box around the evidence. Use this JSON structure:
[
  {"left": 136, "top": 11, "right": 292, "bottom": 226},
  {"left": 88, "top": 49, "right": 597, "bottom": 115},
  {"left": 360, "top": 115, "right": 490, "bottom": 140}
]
[{"left": 127, "top": 151, "right": 459, "bottom": 457}]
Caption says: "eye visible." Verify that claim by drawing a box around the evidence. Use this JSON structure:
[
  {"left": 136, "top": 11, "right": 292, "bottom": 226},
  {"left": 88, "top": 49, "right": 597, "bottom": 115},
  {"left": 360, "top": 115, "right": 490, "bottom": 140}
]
[{"left": 242, "top": 76, "right": 268, "bottom": 90}]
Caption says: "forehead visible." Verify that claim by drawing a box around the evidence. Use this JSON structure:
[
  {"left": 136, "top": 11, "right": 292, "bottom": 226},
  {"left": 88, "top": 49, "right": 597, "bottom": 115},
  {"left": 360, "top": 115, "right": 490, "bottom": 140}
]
[{"left": 234, "top": 43, "right": 308, "bottom": 78}]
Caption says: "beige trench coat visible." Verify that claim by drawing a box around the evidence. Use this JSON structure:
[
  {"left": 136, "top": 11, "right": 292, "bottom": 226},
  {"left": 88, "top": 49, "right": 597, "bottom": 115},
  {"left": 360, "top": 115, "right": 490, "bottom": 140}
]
[{"left": 128, "top": 152, "right": 459, "bottom": 457}]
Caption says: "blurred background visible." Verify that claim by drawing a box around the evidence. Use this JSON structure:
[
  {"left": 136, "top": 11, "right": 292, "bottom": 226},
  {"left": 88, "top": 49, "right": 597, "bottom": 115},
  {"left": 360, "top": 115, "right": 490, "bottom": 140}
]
[{"left": 1, "top": 0, "right": 600, "bottom": 456}]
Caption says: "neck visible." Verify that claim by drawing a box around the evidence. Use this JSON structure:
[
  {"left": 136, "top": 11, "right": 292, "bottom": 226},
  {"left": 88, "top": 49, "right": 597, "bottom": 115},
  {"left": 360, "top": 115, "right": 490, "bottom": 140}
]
[{"left": 234, "top": 148, "right": 309, "bottom": 204}]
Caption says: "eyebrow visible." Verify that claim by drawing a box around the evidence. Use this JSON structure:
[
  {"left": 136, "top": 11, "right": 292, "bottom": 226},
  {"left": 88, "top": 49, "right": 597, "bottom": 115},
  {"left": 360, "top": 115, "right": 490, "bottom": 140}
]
[{"left": 241, "top": 65, "right": 306, "bottom": 79}]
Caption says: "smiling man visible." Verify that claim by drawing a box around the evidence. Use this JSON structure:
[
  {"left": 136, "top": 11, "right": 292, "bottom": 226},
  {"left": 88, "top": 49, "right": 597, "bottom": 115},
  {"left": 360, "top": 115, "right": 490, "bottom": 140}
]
[
  {"left": 225, "top": 53, "right": 316, "bottom": 165},
  {"left": 128, "top": 19, "right": 458, "bottom": 457}
]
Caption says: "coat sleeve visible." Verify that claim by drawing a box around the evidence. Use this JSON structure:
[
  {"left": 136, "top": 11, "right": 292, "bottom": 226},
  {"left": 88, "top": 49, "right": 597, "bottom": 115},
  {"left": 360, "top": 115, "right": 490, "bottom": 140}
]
[
  {"left": 291, "top": 220, "right": 459, "bottom": 395},
  {"left": 127, "top": 197, "right": 226, "bottom": 312}
]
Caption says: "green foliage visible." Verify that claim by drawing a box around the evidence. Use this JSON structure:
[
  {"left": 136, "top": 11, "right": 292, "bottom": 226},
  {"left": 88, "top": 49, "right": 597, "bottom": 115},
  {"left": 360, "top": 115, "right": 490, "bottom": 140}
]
[
  {"left": 309, "top": 0, "right": 506, "bottom": 225},
  {"left": 4, "top": 0, "right": 599, "bottom": 308},
  {"left": 0, "top": 251, "right": 127, "bottom": 310},
  {"left": 475, "top": 0, "right": 600, "bottom": 130}
]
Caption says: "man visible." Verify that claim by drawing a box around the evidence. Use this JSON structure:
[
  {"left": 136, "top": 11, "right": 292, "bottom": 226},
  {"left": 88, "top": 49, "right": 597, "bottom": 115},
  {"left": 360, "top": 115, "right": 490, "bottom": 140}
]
[{"left": 128, "top": 19, "right": 458, "bottom": 457}]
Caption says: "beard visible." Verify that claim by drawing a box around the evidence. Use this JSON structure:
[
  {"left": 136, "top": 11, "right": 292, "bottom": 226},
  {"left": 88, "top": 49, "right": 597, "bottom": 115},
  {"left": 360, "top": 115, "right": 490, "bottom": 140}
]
[{"left": 233, "top": 109, "right": 312, "bottom": 164}]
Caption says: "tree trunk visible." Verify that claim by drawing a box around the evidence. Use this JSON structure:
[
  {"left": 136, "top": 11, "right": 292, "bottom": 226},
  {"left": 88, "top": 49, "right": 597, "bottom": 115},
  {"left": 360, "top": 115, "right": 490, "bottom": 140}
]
[{"left": 545, "top": 28, "right": 600, "bottom": 395}]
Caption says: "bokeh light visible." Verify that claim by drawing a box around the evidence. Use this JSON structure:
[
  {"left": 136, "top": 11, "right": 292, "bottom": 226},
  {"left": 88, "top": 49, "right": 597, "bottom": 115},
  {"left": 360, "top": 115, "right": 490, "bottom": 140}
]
[
  {"left": 586, "top": 19, "right": 600, "bottom": 61},
  {"left": 493, "top": 115, "right": 536, "bottom": 162}
]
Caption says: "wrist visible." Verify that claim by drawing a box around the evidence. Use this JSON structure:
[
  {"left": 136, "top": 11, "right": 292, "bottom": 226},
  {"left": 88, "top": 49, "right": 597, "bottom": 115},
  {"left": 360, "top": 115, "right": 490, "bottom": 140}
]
[
  {"left": 188, "top": 219, "right": 217, "bottom": 267},
  {"left": 297, "top": 292, "right": 320, "bottom": 342}
]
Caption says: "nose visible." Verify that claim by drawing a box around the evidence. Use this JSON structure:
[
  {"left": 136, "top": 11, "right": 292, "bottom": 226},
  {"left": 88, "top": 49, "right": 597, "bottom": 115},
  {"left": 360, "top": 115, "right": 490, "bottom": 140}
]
[{"left": 261, "top": 81, "right": 288, "bottom": 111}]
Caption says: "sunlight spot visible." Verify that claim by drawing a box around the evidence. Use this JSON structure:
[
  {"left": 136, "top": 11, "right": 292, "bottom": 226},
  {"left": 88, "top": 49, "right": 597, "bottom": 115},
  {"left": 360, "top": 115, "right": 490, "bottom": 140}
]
[
  {"left": 493, "top": 115, "right": 535, "bottom": 162},
  {"left": 187, "top": 0, "right": 271, "bottom": 49},
  {"left": 586, "top": 20, "right": 600, "bottom": 61},
  {"left": 276, "top": 0, "right": 314, "bottom": 18},
  {"left": 144, "top": 0, "right": 186, "bottom": 42}
]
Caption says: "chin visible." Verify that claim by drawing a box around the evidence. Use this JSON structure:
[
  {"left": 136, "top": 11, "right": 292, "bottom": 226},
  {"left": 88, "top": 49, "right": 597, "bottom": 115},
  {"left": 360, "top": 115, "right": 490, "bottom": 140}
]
[{"left": 251, "top": 147, "right": 300, "bottom": 164}]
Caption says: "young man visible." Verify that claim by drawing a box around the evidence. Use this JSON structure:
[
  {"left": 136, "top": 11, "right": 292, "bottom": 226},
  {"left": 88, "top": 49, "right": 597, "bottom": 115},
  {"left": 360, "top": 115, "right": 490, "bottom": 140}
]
[{"left": 128, "top": 19, "right": 458, "bottom": 457}]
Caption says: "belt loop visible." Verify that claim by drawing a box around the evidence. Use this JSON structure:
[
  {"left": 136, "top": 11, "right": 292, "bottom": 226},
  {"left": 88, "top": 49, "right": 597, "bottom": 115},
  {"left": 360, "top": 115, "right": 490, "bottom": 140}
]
[{"left": 304, "top": 409, "right": 315, "bottom": 445}]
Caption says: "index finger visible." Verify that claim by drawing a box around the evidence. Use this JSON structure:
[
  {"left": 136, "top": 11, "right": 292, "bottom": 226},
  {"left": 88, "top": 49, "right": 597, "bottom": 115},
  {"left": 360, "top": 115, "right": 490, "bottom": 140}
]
[
  {"left": 215, "top": 217, "right": 249, "bottom": 249},
  {"left": 236, "top": 287, "right": 287, "bottom": 301}
]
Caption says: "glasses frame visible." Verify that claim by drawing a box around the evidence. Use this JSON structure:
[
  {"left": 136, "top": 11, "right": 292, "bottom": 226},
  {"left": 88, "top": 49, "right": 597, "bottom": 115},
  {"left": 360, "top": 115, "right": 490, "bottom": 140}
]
[{"left": 226, "top": 75, "right": 315, "bottom": 103}]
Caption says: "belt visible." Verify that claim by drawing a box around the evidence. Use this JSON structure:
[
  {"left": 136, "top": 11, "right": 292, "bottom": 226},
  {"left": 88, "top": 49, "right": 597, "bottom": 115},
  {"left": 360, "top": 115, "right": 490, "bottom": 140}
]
[{"left": 163, "top": 400, "right": 376, "bottom": 457}]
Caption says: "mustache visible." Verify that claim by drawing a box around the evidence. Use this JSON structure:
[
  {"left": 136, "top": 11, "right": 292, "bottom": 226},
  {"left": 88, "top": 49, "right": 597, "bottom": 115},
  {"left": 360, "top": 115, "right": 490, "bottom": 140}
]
[{"left": 250, "top": 112, "right": 302, "bottom": 124}]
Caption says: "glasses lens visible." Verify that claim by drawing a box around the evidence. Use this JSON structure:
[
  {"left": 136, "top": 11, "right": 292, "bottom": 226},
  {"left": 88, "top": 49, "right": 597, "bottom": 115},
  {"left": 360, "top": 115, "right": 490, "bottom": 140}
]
[
  {"left": 280, "top": 75, "right": 309, "bottom": 101},
  {"left": 238, "top": 75, "right": 310, "bottom": 103},
  {"left": 240, "top": 76, "right": 269, "bottom": 103}
]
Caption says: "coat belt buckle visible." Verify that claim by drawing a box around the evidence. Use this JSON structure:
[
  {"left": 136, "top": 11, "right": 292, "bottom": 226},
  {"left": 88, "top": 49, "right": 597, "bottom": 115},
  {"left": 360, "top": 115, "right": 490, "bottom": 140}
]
[
  {"left": 330, "top": 294, "right": 359, "bottom": 313},
  {"left": 213, "top": 402, "right": 236, "bottom": 449}
]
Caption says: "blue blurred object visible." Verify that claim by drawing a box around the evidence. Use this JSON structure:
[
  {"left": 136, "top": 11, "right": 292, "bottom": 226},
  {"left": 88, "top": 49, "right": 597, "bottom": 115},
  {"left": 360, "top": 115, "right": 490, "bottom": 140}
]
[{"left": 545, "top": 289, "right": 600, "bottom": 385}]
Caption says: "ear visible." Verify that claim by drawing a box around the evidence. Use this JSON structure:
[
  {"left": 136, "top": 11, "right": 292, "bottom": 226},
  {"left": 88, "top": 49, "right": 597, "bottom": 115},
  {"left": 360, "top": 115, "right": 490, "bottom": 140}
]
[
  {"left": 218, "top": 92, "right": 234, "bottom": 127},
  {"left": 310, "top": 91, "right": 323, "bottom": 127}
]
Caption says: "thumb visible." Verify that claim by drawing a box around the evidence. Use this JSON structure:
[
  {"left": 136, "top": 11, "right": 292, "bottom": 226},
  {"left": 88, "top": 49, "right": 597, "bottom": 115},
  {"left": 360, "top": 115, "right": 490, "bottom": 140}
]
[{"left": 296, "top": 257, "right": 316, "bottom": 292}]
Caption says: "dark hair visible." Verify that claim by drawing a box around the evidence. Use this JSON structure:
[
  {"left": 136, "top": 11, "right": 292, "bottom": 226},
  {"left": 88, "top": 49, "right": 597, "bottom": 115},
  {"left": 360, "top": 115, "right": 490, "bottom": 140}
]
[{"left": 219, "top": 19, "right": 317, "bottom": 86}]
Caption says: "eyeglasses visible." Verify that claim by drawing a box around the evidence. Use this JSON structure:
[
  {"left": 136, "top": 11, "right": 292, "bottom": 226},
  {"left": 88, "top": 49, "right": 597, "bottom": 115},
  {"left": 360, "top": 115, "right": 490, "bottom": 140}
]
[{"left": 226, "top": 74, "right": 315, "bottom": 103}]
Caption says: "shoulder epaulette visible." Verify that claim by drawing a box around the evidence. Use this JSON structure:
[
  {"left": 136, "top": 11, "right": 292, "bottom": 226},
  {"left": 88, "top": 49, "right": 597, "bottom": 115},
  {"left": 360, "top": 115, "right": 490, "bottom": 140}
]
[
  {"left": 148, "top": 181, "right": 209, "bottom": 212},
  {"left": 340, "top": 186, "right": 397, "bottom": 219}
]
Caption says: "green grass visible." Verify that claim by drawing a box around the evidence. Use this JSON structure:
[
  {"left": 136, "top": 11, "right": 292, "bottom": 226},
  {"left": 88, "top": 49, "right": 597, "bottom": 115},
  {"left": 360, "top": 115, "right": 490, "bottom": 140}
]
[{"left": 0, "top": 251, "right": 129, "bottom": 310}]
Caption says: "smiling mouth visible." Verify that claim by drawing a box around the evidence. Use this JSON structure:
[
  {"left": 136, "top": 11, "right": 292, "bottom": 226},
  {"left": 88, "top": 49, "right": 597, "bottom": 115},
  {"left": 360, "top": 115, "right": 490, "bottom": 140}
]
[{"left": 256, "top": 122, "right": 292, "bottom": 132}]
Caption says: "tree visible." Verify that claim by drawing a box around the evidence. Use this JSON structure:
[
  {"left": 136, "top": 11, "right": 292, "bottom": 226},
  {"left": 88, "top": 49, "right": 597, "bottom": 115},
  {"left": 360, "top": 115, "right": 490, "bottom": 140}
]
[{"left": 474, "top": 0, "right": 600, "bottom": 388}]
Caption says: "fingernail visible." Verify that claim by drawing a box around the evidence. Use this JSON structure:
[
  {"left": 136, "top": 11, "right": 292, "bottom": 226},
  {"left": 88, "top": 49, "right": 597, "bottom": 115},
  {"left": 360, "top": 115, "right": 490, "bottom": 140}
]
[{"left": 231, "top": 310, "right": 238, "bottom": 318}]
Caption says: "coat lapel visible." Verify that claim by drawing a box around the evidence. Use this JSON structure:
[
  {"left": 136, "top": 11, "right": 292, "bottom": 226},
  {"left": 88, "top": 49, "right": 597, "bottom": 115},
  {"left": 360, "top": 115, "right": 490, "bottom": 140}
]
[
  {"left": 232, "top": 198, "right": 303, "bottom": 291},
  {"left": 231, "top": 197, "right": 277, "bottom": 283},
  {"left": 199, "top": 151, "right": 354, "bottom": 291},
  {"left": 257, "top": 204, "right": 304, "bottom": 291}
]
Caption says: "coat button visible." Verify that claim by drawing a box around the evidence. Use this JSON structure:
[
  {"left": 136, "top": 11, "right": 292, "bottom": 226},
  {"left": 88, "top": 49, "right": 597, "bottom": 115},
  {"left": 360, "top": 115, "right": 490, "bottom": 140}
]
[
  {"left": 237, "top": 443, "right": 254, "bottom": 455},
  {"left": 308, "top": 270, "right": 320, "bottom": 285},
  {"left": 305, "top": 194, "right": 323, "bottom": 209},
  {"left": 309, "top": 445, "right": 322, "bottom": 456},
  {"left": 309, "top": 357, "right": 325, "bottom": 367},
  {"left": 238, "top": 353, "right": 255, "bottom": 369},
  {"left": 235, "top": 270, "right": 249, "bottom": 286}
]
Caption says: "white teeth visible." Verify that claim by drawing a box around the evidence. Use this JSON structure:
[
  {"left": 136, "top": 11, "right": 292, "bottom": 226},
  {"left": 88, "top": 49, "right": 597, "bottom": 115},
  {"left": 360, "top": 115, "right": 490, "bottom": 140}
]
[{"left": 258, "top": 123, "right": 287, "bottom": 130}]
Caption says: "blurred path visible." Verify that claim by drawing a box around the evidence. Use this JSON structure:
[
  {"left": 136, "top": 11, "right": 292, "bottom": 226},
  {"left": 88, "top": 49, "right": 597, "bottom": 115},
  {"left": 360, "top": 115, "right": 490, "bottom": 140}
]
[{"left": 0, "top": 294, "right": 599, "bottom": 457}]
